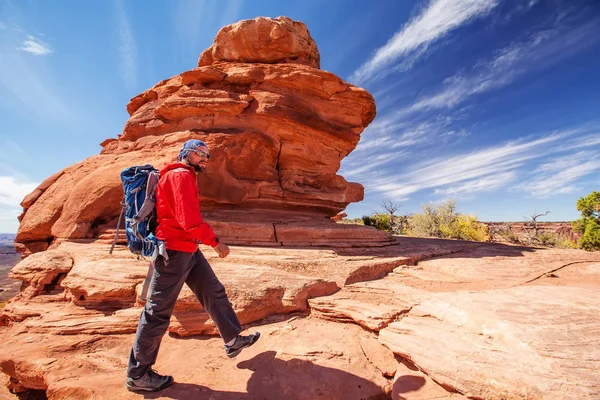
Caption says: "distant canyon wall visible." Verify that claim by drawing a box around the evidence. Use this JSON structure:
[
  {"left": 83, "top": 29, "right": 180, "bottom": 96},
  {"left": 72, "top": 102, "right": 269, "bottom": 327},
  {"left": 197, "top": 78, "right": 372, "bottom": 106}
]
[{"left": 484, "top": 221, "right": 579, "bottom": 243}]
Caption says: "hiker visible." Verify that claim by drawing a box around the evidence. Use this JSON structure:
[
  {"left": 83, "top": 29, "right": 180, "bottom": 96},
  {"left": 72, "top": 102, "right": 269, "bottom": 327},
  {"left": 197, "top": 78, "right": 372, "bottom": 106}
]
[{"left": 126, "top": 139, "right": 260, "bottom": 392}]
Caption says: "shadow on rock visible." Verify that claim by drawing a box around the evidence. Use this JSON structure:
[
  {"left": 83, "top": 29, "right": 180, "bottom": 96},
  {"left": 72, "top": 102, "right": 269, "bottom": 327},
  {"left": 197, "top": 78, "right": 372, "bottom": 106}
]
[
  {"left": 392, "top": 375, "right": 426, "bottom": 399},
  {"left": 137, "top": 350, "right": 390, "bottom": 399},
  {"left": 140, "top": 382, "right": 245, "bottom": 400},
  {"left": 238, "top": 350, "right": 389, "bottom": 400},
  {"left": 140, "top": 351, "right": 390, "bottom": 400},
  {"left": 329, "top": 236, "right": 538, "bottom": 259}
]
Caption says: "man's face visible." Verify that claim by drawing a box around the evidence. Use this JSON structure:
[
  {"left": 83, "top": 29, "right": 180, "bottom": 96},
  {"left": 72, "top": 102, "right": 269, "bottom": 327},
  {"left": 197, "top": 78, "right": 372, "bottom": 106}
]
[{"left": 187, "top": 145, "right": 210, "bottom": 172}]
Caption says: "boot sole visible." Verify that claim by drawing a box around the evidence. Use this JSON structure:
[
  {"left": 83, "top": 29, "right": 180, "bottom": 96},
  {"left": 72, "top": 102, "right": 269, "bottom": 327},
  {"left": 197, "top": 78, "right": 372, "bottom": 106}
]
[
  {"left": 126, "top": 376, "right": 174, "bottom": 392},
  {"left": 226, "top": 332, "right": 261, "bottom": 358}
]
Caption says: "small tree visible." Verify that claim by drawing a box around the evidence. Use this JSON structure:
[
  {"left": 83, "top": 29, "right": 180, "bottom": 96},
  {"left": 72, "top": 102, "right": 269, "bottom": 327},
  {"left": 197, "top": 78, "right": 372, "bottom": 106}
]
[
  {"left": 523, "top": 211, "right": 550, "bottom": 245},
  {"left": 381, "top": 201, "right": 402, "bottom": 234},
  {"left": 573, "top": 191, "right": 600, "bottom": 251}
]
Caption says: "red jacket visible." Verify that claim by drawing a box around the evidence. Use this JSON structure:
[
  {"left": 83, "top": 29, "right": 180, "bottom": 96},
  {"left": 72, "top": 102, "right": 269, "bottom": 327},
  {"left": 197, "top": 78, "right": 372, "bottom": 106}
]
[{"left": 155, "top": 163, "right": 218, "bottom": 253}]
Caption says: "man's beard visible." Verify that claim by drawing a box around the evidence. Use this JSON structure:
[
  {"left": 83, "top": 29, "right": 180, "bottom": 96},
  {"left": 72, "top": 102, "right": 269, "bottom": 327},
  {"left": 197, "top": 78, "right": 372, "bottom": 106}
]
[{"left": 192, "top": 163, "right": 205, "bottom": 173}]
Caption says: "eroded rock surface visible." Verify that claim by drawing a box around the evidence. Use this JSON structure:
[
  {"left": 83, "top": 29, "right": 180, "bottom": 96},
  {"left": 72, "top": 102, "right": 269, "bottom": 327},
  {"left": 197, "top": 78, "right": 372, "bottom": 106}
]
[
  {"left": 380, "top": 286, "right": 600, "bottom": 399},
  {"left": 1, "top": 237, "right": 599, "bottom": 399}
]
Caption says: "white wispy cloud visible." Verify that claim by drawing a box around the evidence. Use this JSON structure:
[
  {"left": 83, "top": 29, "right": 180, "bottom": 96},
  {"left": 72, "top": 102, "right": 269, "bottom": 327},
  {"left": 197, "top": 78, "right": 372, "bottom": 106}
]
[
  {"left": 19, "top": 35, "right": 52, "bottom": 55},
  {"left": 115, "top": 0, "right": 137, "bottom": 90},
  {"left": 561, "top": 131, "right": 600, "bottom": 151},
  {"left": 519, "top": 151, "right": 600, "bottom": 197},
  {"left": 367, "top": 130, "right": 575, "bottom": 198},
  {"left": 0, "top": 29, "right": 71, "bottom": 121},
  {"left": 354, "top": 122, "right": 432, "bottom": 152},
  {"left": 434, "top": 171, "right": 517, "bottom": 197},
  {"left": 0, "top": 21, "right": 7, "bottom": 30},
  {"left": 349, "top": 0, "right": 499, "bottom": 84},
  {"left": 401, "top": 17, "right": 600, "bottom": 115},
  {"left": 343, "top": 151, "right": 406, "bottom": 179},
  {"left": 0, "top": 176, "right": 38, "bottom": 208}
]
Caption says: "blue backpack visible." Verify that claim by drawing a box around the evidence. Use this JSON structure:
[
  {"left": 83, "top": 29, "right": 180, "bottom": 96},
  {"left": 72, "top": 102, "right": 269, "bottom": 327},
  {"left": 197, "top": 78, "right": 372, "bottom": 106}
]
[{"left": 110, "top": 165, "right": 160, "bottom": 257}]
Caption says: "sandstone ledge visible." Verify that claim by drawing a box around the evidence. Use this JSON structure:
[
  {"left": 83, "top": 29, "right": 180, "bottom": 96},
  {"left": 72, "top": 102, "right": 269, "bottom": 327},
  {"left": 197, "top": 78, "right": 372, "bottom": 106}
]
[{"left": 2, "top": 238, "right": 599, "bottom": 399}]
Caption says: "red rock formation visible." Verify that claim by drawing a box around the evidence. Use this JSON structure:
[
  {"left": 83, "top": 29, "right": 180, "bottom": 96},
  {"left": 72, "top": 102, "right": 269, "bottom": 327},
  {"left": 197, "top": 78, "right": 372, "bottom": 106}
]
[
  {"left": 15, "top": 16, "right": 391, "bottom": 255},
  {"left": 198, "top": 16, "right": 321, "bottom": 68}
]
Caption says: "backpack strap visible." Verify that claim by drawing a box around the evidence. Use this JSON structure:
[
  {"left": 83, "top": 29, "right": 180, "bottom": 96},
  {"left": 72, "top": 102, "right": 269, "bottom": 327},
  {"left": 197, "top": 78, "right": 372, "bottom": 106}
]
[
  {"left": 109, "top": 199, "right": 126, "bottom": 255},
  {"left": 135, "top": 171, "right": 159, "bottom": 221}
]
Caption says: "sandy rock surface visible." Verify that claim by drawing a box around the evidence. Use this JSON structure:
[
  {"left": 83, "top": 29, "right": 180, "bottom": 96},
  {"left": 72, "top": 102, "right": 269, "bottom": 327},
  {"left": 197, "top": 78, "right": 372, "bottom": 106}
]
[{"left": 1, "top": 237, "right": 599, "bottom": 399}]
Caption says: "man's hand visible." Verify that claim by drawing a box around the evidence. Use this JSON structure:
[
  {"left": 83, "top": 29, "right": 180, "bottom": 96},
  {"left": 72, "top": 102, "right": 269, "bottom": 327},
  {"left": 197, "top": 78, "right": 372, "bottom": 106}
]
[{"left": 213, "top": 242, "right": 230, "bottom": 258}]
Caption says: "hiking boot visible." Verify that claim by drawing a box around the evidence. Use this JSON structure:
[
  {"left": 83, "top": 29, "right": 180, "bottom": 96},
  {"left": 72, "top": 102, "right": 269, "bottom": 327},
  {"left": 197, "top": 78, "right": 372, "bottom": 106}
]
[
  {"left": 126, "top": 369, "right": 174, "bottom": 392},
  {"left": 224, "top": 332, "right": 261, "bottom": 358}
]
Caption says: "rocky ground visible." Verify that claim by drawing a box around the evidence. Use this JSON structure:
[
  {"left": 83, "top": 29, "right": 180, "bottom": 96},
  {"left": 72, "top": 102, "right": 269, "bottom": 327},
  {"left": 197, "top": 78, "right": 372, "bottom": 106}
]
[{"left": 1, "top": 236, "right": 598, "bottom": 399}]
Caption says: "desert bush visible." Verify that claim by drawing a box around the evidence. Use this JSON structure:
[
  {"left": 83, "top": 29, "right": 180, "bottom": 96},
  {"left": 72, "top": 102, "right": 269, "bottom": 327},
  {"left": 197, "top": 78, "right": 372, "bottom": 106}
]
[
  {"left": 362, "top": 215, "right": 374, "bottom": 226},
  {"left": 337, "top": 218, "right": 364, "bottom": 225},
  {"left": 406, "top": 200, "right": 488, "bottom": 241},
  {"left": 442, "top": 214, "right": 489, "bottom": 242},
  {"left": 554, "top": 235, "right": 578, "bottom": 249},
  {"left": 531, "top": 232, "right": 577, "bottom": 249},
  {"left": 406, "top": 200, "right": 454, "bottom": 237},
  {"left": 392, "top": 214, "right": 410, "bottom": 235},
  {"left": 573, "top": 191, "right": 600, "bottom": 251},
  {"left": 535, "top": 231, "right": 557, "bottom": 246},
  {"left": 362, "top": 213, "right": 391, "bottom": 232},
  {"left": 579, "top": 218, "right": 600, "bottom": 251},
  {"left": 492, "top": 225, "right": 521, "bottom": 244}
]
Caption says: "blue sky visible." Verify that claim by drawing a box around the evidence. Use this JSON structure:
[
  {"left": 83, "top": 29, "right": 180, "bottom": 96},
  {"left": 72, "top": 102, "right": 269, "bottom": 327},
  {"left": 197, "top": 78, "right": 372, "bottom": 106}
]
[{"left": 1, "top": 0, "right": 599, "bottom": 233}]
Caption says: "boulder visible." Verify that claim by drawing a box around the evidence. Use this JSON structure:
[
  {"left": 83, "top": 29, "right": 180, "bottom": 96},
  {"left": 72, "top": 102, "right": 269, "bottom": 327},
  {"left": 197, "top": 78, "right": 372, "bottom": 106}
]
[{"left": 198, "top": 16, "right": 321, "bottom": 68}]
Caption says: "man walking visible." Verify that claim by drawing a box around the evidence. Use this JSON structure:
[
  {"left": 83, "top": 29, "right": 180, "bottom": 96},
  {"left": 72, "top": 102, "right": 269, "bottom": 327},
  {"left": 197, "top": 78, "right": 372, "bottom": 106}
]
[{"left": 126, "top": 139, "right": 260, "bottom": 392}]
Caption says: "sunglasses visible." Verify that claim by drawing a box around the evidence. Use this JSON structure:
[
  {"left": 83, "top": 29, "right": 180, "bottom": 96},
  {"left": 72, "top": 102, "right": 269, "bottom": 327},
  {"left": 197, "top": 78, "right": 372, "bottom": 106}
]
[{"left": 193, "top": 150, "right": 210, "bottom": 159}]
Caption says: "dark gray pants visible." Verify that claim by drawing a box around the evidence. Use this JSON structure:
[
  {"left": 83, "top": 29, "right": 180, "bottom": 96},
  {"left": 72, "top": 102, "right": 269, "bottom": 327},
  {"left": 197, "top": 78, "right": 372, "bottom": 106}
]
[{"left": 127, "top": 249, "right": 242, "bottom": 378}]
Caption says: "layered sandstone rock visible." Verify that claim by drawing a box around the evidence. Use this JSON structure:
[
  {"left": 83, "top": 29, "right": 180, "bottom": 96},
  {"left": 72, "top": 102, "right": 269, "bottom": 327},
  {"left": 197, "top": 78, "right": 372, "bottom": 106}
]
[{"left": 15, "top": 16, "right": 391, "bottom": 255}]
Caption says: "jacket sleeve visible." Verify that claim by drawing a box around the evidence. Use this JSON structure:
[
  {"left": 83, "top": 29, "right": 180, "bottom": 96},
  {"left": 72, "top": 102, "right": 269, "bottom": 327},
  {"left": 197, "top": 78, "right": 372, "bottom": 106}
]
[{"left": 168, "top": 170, "right": 219, "bottom": 247}]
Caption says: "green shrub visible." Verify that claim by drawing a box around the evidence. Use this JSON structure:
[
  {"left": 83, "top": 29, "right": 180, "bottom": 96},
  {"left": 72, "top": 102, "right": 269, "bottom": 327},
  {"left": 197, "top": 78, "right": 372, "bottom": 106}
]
[
  {"left": 573, "top": 191, "right": 600, "bottom": 251},
  {"left": 555, "top": 235, "right": 578, "bottom": 249},
  {"left": 406, "top": 200, "right": 487, "bottom": 241},
  {"left": 406, "top": 212, "right": 438, "bottom": 237},
  {"left": 529, "top": 231, "right": 577, "bottom": 249},
  {"left": 444, "top": 214, "right": 489, "bottom": 241},
  {"left": 362, "top": 215, "right": 375, "bottom": 227},
  {"left": 572, "top": 218, "right": 586, "bottom": 234},
  {"left": 362, "top": 213, "right": 391, "bottom": 232},
  {"left": 580, "top": 218, "right": 600, "bottom": 251},
  {"left": 535, "top": 231, "right": 557, "bottom": 246}
]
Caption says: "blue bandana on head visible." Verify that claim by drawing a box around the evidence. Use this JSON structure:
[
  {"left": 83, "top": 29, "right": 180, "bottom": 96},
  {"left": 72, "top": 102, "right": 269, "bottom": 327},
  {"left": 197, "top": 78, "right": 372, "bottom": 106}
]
[{"left": 178, "top": 139, "right": 208, "bottom": 162}]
